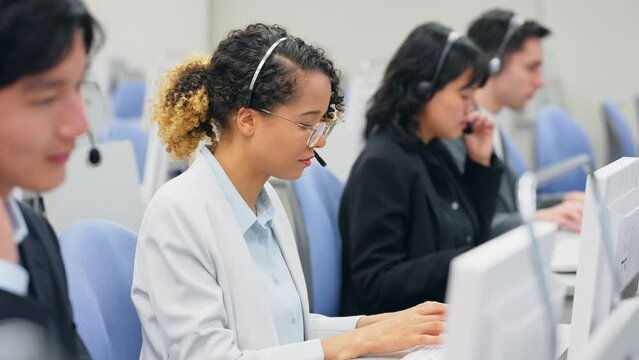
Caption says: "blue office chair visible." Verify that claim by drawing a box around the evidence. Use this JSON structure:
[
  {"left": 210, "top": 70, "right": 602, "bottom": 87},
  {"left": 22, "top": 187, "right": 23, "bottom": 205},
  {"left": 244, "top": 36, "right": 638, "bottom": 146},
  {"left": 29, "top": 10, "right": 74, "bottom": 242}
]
[
  {"left": 59, "top": 219, "right": 141, "bottom": 360},
  {"left": 102, "top": 122, "right": 148, "bottom": 182},
  {"left": 602, "top": 99, "right": 636, "bottom": 164},
  {"left": 112, "top": 80, "right": 146, "bottom": 120},
  {"left": 535, "top": 106, "right": 595, "bottom": 194},
  {"left": 501, "top": 129, "right": 528, "bottom": 177},
  {"left": 292, "top": 162, "right": 344, "bottom": 316}
]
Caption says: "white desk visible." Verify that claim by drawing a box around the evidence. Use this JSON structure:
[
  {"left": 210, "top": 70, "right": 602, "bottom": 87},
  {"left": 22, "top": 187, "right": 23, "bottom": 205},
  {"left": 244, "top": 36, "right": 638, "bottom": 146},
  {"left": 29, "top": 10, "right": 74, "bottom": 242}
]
[
  {"left": 359, "top": 324, "right": 571, "bottom": 360},
  {"left": 551, "top": 230, "right": 580, "bottom": 273},
  {"left": 552, "top": 231, "right": 579, "bottom": 323}
]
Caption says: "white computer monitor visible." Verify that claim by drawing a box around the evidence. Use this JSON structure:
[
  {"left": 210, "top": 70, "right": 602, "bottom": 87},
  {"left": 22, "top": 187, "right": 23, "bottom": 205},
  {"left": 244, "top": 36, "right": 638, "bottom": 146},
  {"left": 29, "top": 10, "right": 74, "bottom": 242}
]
[
  {"left": 582, "top": 297, "right": 639, "bottom": 360},
  {"left": 569, "top": 156, "right": 639, "bottom": 360},
  {"left": 445, "top": 222, "right": 566, "bottom": 360},
  {"left": 42, "top": 141, "right": 145, "bottom": 234}
]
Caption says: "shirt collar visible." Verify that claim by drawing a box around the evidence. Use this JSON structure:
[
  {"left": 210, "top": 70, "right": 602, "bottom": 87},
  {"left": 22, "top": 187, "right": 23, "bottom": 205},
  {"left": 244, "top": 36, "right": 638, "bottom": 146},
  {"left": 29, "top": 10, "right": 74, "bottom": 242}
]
[
  {"left": 255, "top": 190, "right": 274, "bottom": 228},
  {"left": 200, "top": 147, "right": 274, "bottom": 234},
  {"left": 5, "top": 197, "right": 28, "bottom": 245}
]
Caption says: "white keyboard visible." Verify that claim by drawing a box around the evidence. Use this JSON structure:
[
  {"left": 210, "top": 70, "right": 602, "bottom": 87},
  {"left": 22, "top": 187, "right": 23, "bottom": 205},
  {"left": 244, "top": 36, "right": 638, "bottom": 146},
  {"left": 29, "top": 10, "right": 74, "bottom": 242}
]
[
  {"left": 551, "top": 231, "right": 580, "bottom": 273},
  {"left": 400, "top": 345, "right": 445, "bottom": 360}
]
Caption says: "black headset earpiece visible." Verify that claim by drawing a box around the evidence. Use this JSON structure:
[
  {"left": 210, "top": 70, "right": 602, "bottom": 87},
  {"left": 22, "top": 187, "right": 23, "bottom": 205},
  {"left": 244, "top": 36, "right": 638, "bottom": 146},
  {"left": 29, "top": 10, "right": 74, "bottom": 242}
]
[
  {"left": 416, "top": 81, "right": 434, "bottom": 103},
  {"left": 417, "top": 31, "right": 460, "bottom": 102},
  {"left": 489, "top": 15, "right": 525, "bottom": 75},
  {"left": 86, "top": 129, "right": 101, "bottom": 166}
]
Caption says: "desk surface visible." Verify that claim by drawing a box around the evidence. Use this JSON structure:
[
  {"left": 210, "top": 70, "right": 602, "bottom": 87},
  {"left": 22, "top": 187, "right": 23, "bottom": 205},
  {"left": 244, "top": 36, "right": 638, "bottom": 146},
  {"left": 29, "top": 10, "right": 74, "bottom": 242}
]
[
  {"left": 359, "top": 324, "right": 571, "bottom": 360},
  {"left": 552, "top": 230, "right": 580, "bottom": 273}
]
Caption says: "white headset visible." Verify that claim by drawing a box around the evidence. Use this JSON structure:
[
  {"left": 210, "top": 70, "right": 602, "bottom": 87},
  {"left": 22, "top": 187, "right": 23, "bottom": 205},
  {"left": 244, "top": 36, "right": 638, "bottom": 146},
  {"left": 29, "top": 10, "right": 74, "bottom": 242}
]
[{"left": 488, "top": 15, "right": 525, "bottom": 75}]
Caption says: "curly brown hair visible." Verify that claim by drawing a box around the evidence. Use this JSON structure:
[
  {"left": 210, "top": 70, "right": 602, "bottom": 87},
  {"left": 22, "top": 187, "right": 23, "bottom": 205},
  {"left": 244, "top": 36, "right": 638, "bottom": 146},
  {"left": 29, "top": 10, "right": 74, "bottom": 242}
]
[{"left": 152, "top": 23, "right": 344, "bottom": 159}]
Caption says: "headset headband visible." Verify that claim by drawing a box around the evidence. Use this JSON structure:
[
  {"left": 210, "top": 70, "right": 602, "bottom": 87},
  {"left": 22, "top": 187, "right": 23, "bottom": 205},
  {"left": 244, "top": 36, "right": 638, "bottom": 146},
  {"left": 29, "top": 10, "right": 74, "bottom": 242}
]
[
  {"left": 489, "top": 15, "right": 525, "bottom": 75},
  {"left": 244, "top": 37, "right": 288, "bottom": 108},
  {"left": 430, "top": 31, "right": 460, "bottom": 90}
]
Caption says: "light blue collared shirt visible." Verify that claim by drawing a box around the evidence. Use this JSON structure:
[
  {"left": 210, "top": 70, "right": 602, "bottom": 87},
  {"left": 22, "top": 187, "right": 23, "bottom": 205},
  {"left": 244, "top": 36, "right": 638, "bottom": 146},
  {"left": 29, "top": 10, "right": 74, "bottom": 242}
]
[
  {"left": 0, "top": 198, "right": 30, "bottom": 296},
  {"left": 202, "top": 147, "right": 304, "bottom": 345}
]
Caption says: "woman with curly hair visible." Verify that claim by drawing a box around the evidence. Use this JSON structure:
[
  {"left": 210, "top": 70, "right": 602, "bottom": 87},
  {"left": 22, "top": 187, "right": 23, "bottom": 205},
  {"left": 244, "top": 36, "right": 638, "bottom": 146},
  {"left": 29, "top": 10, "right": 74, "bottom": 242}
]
[
  {"left": 131, "top": 23, "right": 446, "bottom": 360},
  {"left": 339, "top": 22, "right": 504, "bottom": 316}
]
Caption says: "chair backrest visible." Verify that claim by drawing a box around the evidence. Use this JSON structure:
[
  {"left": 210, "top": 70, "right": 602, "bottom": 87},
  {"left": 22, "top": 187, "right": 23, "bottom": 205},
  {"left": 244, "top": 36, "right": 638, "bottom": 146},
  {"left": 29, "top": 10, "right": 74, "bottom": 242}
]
[
  {"left": 535, "top": 106, "right": 595, "bottom": 193},
  {"left": 59, "top": 219, "right": 141, "bottom": 360},
  {"left": 602, "top": 99, "right": 636, "bottom": 164},
  {"left": 292, "top": 162, "right": 344, "bottom": 316},
  {"left": 112, "top": 80, "right": 146, "bottom": 120},
  {"left": 104, "top": 122, "right": 149, "bottom": 181}
]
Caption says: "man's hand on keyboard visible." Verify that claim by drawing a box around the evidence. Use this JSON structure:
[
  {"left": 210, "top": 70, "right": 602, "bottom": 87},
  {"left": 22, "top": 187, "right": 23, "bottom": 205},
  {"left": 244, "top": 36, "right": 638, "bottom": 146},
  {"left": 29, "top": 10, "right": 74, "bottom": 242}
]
[{"left": 536, "top": 200, "right": 583, "bottom": 233}]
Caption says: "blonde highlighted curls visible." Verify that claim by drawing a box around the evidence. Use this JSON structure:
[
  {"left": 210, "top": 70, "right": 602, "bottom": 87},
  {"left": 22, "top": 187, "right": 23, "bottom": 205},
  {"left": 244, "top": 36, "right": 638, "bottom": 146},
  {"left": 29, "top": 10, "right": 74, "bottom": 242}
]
[{"left": 153, "top": 55, "right": 215, "bottom": 159}]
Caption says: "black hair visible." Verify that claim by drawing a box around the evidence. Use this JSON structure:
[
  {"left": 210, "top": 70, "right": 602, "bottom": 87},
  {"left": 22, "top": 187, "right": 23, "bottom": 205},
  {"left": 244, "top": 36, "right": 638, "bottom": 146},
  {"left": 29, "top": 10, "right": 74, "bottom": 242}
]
[
  {"left": 364, "top": 22, "right": 488, "bottom": 143},
  {"left": 0, "top": 0, "right": 103, "bottom": 88},
  {"left": 467, "top": 8, "right": 551, "bottom": 60},
  {"left": 154, "top": 23, "right": 344, "bottom": 159}
]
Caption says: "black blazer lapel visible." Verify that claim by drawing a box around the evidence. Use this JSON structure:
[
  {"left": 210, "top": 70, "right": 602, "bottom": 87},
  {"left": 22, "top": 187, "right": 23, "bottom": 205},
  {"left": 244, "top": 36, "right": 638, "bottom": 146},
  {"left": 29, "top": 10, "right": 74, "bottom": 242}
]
[
  {"left": 415, "top": 151, "right": 455, "bottom": 251},
  {"left": 19, "top": 225, "right": 63, "bottom": 314},
  {"left": 17, "top": 204, "right": 72, "bottom": 327},
  {"left": 498, "top": 167, "right": 519, "bottom": 212}
]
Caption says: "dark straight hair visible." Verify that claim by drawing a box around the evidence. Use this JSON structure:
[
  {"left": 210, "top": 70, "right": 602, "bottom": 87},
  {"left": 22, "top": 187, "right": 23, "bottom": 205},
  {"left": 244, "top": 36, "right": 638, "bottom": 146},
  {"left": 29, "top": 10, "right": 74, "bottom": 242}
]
[
  {"left": 365, "top": 22, "right": 488, "bottom": 144},
  {"left": 0, "top": 0, "right": 103, "bottom": 88},
  {"left": 467, "top": 8, "right": 550, "bottom": 60}
]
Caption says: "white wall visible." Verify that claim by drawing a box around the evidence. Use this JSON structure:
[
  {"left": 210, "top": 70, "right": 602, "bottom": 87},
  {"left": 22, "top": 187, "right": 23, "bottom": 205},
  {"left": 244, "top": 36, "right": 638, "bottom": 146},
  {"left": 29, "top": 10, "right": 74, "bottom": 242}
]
[
  {"left": 210, "top": 0, "right": 540, "bottom": 78},
  {"left": 83, "top": 0, "right": 639, "bottom": 180},
  {"left": 547, "top": 0, "right": 639, "bottom": 165},
  {"left": 83, "top": 0, "right": 210, "bottom": 94},
  {"left": 208, "top": 0, "right": 639, "bottom": 180}
]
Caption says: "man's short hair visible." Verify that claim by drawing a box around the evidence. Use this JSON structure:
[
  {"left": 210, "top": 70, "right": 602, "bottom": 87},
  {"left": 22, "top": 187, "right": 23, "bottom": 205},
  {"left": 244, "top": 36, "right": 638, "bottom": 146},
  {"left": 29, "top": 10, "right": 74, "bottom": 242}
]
[
  {"left": 468, "top": 8, "right": 550, "bottom": 60},
  {"left": 0, "top": 0, "right": 102, "bottom": 88}
]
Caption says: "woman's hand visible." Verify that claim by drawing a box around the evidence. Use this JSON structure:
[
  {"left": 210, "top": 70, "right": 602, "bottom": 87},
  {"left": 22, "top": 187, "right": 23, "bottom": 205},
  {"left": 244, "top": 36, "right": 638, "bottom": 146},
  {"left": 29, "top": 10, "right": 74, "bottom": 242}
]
[
  {"left": 462, "top": 111, "right": 495, "bottom": 167},
  {"left": 322, "top": 302, "right": 447, "bottom": 359}
]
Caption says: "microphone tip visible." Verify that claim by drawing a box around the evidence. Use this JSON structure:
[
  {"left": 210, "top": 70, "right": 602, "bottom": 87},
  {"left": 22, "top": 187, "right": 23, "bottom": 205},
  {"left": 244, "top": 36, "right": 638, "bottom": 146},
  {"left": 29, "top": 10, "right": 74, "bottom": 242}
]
[{"left": 88, "top": 148, "right": 101, "bottom": 165}]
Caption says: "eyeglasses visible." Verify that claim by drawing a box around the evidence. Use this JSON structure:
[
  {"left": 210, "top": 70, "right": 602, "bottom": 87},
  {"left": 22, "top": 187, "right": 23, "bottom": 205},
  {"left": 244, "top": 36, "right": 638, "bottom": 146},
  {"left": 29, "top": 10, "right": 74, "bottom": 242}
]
[{"left": 258, "top": 104, "right": 341, "bottom": 147}]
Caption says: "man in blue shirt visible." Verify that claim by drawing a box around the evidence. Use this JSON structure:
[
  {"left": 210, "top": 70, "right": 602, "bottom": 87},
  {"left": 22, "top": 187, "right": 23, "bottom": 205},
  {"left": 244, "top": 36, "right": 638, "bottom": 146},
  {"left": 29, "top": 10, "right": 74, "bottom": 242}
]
[{"left": 0, "top": 0, "right": 102, "bottom": 358}]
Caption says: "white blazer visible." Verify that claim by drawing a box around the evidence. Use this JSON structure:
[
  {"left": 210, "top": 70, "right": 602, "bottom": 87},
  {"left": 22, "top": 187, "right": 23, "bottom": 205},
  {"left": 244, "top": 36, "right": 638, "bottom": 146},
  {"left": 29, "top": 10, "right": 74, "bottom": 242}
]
[{"left": 131, "top": 152, "right": 360, "bottom": 360}]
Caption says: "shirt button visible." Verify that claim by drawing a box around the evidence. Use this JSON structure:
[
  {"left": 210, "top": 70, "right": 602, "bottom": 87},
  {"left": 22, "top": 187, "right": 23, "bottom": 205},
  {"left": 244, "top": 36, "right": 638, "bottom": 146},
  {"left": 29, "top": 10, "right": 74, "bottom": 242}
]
[
  {"left": 258, "top": 237, "right": 266, "bottom": 245},
  {"left": 272, "top": 277, "right": 280, "bottom": 285},
  {"left": 291, "top": 318, "right": 297, "bottom": 325},
  {"left": 451, "top": 202, "right": 459, "bottom": 210},
  {"left": 466, "top": 235, "right": 472, "bottom": 243}
]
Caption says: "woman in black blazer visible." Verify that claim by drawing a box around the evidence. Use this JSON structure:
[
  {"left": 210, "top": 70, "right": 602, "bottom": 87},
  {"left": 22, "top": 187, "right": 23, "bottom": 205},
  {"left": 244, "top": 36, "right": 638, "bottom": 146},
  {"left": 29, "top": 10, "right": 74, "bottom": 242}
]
[{"left": 340, "top": 22, "right": 504, "bottom": 315}]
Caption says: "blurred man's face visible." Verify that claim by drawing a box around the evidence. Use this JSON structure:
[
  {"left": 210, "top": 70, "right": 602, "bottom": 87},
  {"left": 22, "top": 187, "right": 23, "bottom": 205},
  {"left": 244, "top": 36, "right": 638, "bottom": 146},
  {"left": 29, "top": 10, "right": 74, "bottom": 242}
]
[
  {"left": 494, "top": 37, "right": 545, "bottom": 110},
  {"left": 0, "top": 31, "right": 88, "bottom": 197}
]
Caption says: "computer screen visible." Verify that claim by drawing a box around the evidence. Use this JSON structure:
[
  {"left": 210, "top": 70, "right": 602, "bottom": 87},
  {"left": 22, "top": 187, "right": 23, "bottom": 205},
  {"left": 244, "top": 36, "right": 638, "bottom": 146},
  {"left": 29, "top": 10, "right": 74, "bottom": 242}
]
[
  {"left": 42, "top": 141, "right": 145, "bottom": 234},
  {"left": 445, "top": 222, "right": 565, "bottom": 360},
  {"left": 582, "top": 297, "right": 639, "bottom": 360},
  {"left": 569, "top": 156, "right": 639, "bottom": 360}
]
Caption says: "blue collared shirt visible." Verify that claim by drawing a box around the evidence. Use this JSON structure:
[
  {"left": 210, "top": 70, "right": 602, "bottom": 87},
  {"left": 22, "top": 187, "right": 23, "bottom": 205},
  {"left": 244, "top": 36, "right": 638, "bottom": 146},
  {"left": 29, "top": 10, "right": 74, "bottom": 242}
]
[
  {"left": 201, "top": 147, "right": 304, "bottom": 345},
  {"left": 0, "top": 197, "right": 30, "bottom": 296}
]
